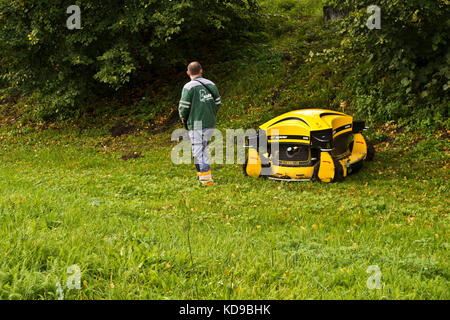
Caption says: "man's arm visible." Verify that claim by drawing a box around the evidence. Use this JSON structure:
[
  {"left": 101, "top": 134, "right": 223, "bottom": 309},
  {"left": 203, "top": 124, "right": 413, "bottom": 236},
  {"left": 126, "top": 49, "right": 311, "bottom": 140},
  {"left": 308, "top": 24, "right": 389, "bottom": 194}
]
[
  {"left": 179, "top": 87, "right": 192, "bottom": 123},
  {"left": 211, "top": 85, "right": 221, "bottom": 113}
]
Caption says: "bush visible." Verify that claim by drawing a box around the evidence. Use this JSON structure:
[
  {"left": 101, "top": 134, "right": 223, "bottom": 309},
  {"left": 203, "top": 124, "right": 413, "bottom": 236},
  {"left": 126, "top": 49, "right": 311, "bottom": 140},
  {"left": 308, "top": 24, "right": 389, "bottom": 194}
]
[
  {"left": 0, "top": 0, "right": 259, "bottom": 120},
  {"left": 323, "top": 0, "right": 449, "bottom": 128}
]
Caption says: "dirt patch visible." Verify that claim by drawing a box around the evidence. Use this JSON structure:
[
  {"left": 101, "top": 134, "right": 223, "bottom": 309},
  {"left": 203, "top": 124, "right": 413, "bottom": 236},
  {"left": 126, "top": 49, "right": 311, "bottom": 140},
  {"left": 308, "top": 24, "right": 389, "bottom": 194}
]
[
  {"left": 438, "top": 130, "right": 450, "bottom": 141},
  {"left": 110, "top": 123, "right": 136, "bottom": 137},
  {"left": 0, "top": 93, "right": 19, "bottom": 106},
  {"left": 121, "top": 152, "right": 142, "bottom": 161},
  {"left": 147, "top": 110, "right": 180, "bottom": 134},
  {"left": 0, "top": 103, "right": 23, "bottom": 127}
]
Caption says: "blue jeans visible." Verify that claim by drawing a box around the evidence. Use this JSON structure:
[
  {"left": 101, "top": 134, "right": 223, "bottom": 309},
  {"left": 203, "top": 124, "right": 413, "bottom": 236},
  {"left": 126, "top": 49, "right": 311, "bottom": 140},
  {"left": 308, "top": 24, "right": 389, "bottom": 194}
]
[{"left": 188, "top": 128, "right": 215, "bottom": 173}]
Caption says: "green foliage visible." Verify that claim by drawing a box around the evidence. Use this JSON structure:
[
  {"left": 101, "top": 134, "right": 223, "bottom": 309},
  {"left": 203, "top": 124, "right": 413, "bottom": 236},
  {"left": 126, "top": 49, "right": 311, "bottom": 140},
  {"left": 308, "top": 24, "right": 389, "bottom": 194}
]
[
  {"left": 0, "top": 0, "right": 259, "bottom": 120},
  {"left": 322, "top": 0, "right": 449, "bottom": 128}
]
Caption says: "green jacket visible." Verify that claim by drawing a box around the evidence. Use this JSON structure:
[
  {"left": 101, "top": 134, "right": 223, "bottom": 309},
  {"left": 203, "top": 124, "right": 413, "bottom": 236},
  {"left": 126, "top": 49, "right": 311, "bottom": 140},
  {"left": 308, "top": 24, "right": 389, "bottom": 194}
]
[{"left": 179, "top": 76, "right": 221, "bottom": 130}]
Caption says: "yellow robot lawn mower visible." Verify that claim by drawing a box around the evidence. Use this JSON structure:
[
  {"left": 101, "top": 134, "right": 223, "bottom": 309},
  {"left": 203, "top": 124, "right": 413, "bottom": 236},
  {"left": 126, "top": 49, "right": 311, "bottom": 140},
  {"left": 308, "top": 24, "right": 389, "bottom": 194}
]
[{"left": 243, "top": 109, "right": 375, "bottom": 182}]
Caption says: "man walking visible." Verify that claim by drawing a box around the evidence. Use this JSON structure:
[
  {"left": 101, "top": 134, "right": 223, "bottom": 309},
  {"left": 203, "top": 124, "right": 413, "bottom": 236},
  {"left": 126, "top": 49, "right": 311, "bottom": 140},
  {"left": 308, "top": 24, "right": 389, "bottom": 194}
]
[{"left": 179, "top": 62, "right": 221, "bottom": 186}]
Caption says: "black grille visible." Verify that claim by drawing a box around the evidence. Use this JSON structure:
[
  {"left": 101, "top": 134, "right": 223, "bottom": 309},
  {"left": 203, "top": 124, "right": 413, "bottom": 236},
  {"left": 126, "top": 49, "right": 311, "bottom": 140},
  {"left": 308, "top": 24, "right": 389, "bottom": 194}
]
[
  {"left": 271, "top": 143, "right": 311, "bottom": 167},
  {"left": 331, "top": 132, "right": 352, "bottom": 158},
  {"left": 310, "top": 129, "right": 333, "bottom": 150}
]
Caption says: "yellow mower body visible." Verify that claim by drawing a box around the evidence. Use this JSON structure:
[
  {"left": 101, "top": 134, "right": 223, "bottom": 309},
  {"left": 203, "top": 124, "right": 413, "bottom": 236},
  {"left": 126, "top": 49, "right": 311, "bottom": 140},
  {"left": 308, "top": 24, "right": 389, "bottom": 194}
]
[{"left": 244, "top": 109, "right": 374, "bottom": 182}]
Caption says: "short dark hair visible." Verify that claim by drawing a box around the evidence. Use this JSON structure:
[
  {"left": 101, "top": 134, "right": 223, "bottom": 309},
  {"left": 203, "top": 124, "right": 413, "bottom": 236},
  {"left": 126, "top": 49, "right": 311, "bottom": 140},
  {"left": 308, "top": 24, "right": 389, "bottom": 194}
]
[{"left": 188, "top": 61, "right": 202, "bottom": 75}]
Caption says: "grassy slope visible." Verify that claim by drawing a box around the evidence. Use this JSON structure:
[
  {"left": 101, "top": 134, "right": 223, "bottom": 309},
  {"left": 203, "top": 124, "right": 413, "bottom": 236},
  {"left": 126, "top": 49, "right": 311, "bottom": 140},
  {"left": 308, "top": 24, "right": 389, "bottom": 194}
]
[{"left": 0, "top": 2, "right": 448, "bottom": 299}]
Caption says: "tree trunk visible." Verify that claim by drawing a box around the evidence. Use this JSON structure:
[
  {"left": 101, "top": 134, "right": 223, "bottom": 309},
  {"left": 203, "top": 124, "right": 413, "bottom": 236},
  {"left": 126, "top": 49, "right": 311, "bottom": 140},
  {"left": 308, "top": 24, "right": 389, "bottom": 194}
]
[{"left": 323, "top": 6, "right": 349, "bottom": 22}]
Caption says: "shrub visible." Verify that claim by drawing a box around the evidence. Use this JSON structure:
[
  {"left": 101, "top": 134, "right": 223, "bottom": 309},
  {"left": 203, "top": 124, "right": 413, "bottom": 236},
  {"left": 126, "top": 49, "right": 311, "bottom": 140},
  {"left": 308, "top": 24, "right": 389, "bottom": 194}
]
[
  {"left": 323, "top": 0, "right": 449, "bottom": 128},
  {"left": 0, "top": 0, "right": 259, "bottom": 120}
]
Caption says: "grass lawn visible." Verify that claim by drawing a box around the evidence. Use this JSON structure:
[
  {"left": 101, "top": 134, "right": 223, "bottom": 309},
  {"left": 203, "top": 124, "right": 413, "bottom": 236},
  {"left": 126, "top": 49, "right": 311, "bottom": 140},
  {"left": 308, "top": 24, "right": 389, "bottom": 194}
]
[
  {"left": 0, "top": 123, "right": 448, "bottom": 300},
  {"left": 0, "top": 2, "right": 448, "bottom": 300}
]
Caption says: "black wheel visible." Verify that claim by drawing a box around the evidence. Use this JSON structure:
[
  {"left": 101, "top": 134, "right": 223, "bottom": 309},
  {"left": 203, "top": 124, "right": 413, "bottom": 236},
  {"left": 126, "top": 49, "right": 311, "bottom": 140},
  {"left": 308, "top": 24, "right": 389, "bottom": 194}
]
[
  {"left": 332, "top": 158, "right": 345, "bottom": 182},
  {"left": 312, "top": 162, "right": 320, "bottom": 182},
  {"left": 312, "top": 151, "right": 321, "bottom": 182},
  {"left": 349, "top": 161, "right": 364, "bottom": 175},
  {"left": 242, "top": 157, "right": 249, "bottom": 176},
  {"left": 366, "top": 141, "right": 375, "bottom": 161}
]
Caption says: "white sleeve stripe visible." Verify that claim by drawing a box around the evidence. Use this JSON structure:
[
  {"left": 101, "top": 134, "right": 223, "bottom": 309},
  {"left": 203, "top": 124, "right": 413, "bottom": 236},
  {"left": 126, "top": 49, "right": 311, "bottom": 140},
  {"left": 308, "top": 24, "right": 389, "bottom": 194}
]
[
  {"left": 179, "top": 105, "right": 190, "bottom": 109},
  {"left": 180, "top": 101, "right": 191, "bottom": 105}
]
